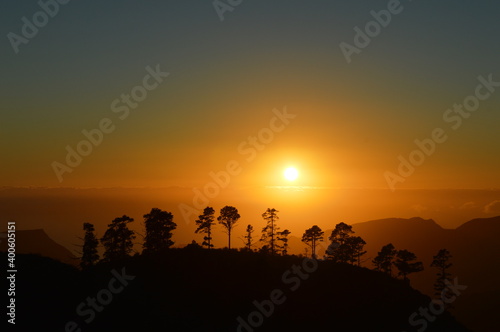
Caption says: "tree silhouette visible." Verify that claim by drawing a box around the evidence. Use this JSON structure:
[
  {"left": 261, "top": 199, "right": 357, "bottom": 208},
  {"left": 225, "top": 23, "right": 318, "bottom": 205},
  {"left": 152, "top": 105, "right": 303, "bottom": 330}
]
[
  {"left": 258, "top": 245, "right": 271, "bottom": 254},
  {"left": 394, "top": 249, "right": 424, "bottom": 281},
  {"left": 431, "top": 249, "right": 453, "bottom": 299},
  {"left": 329, "top": 222, "right": 353, "bottom": 245},
  {"left": 217, "top": 206, "right": 240, "bottom": 249},
  {"left": 195, "top": 207, "right": 216, "bottom": 249},
  {"left": 184, "top": 240, "right": 203, "bottom": 250},
  {"left": 243, "top": 224, "right": 255, "bottom": 251},
  {"left": 261, "top": 208, "right": 280, "bottom": 255},
  {"left": 372, "top": 243, "right": 397, "bottom": 276},
  {"left": 277, "top": 229, "right": 291, "bottom": 255},
  {"left": 326, "top": 222, "right": 354, "bottom": 263},
  {"left": 143, "top": 208, "right": 177, "bottom": 253},
  {"left": 346, "top": 236, "right": 367, "bottom": 266},
  {"left": 101, "top": 215, "right": 135, "bottom": 261},
  {"left": 302, "top": 225, "right": 324, "bottom": 259},
  {"left": 81, "top": 222, "right": 99, "bottom": 269}
]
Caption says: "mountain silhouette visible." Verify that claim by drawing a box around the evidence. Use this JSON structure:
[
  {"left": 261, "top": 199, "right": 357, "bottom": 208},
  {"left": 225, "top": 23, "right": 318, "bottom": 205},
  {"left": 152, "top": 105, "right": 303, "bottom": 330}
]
[
  {"left": 286, "top": 216, "right": 500, "bottom": 332},
  {"left": 0, "top": 229, "right": 78, "bottom": 266}
]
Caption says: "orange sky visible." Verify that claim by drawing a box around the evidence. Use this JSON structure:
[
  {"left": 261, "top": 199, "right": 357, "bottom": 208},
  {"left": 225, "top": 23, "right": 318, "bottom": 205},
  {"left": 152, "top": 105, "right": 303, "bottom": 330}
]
[{"left": 2, "top": 1, "right": 499, "bottom": 251}]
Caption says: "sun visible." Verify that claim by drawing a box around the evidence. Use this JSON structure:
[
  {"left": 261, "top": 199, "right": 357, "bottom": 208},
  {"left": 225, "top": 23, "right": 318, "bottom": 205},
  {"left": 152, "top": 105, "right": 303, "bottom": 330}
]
[{"left": 284, "top": 167, "right": 299, "bottom": 181}]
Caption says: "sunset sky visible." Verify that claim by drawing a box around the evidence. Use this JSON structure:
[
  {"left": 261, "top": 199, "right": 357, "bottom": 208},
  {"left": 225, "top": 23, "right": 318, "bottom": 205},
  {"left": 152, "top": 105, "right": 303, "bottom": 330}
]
[{"left": 1, "top": 1, "right": 500, "bottom": 248}]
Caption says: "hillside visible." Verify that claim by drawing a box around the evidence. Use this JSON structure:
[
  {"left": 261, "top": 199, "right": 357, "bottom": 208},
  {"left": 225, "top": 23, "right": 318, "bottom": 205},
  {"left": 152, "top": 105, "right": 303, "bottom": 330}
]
[
  {"left": 294, "top": 216, "right": 500, "bottom": 332},
  {"left": 4, "top": 216, "right": 499, "bottom": 331},
  {"left": 7, "top": 249, "right": 471, "bottom": 331},
  {"left": 286, "top": 217, "right": 500, "bottom": 294}
]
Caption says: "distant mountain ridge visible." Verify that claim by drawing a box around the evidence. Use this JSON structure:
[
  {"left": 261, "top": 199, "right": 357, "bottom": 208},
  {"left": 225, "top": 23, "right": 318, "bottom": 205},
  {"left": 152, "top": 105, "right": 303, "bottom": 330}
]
[
  {"left": 0, "top": 229, "right": 78, "bottom": 266},
  {"left": 290, "top": 216, "right": 500, "bottom": 291},
  {"left": 456, "top": 215, "right": 500, "bottom": 233},
  {"left": 286, "top": 215, "right": 500, "bottom": 332}
]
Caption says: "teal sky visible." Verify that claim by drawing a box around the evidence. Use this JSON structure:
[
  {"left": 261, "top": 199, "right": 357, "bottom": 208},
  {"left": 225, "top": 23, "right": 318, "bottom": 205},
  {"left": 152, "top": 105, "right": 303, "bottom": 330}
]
[{"left": 1, "top": 0, "right": 499, "bottom": 189}]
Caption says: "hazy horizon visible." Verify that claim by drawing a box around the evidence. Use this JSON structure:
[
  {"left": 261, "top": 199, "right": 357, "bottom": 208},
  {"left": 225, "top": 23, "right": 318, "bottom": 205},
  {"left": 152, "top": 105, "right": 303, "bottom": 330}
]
[{"left": 2, "top": 186, "right": 499, "bottom": 253}]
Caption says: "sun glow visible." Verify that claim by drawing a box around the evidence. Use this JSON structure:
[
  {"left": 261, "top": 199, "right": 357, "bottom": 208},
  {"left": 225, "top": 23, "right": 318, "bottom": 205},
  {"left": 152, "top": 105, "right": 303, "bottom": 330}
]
[{"left": 284, "top": 167, "right": 299, "bottom": 181}]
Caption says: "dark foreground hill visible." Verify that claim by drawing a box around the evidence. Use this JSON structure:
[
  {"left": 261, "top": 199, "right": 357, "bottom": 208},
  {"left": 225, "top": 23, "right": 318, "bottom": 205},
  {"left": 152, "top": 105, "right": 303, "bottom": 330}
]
[{"left": 6, "top": 249, "right": 471, "bottom": 332}]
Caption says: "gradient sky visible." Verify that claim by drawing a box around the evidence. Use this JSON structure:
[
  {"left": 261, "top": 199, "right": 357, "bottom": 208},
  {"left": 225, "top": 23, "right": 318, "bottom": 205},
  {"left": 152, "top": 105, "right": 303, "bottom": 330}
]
[{"left": 1, "top": 0, "right": 499, "bottom": 191}]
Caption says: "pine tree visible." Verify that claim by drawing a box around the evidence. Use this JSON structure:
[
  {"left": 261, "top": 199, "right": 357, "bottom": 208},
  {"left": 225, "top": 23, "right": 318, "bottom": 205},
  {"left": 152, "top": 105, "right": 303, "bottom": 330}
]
[
  {"left": 346, "top": 236, "right": 367, "bottom": 266},
  {"left": 143, "top": 208, "right": 177, "bottom": 253},
  {"left": 302, "top": 225, "right": 324, "bottom": 259},
  {"left": 394, "top": 249, "right": 424, "bottom": 281},
  {"left": 243, "top": 224, "right": 255, "bottom": 251},
  {"left": 431, "top": 249, "right": 453, "bottom": 299},
  {"left": 277, "top": 229, "right": 291, "bottom": 255},
  {"left": 326, "top": 222, "right": 354, "bottom": 263},
  {"left": 372, "top": 243, "right": 397, "bottom": 276},
  {"left": 81, "top": 222, "right": 99, "bottom": 269},
  {"left": 101, "top": 215, "right": 135, "bottom": 261},
  {"left": 218, "top": 206, "right": 240, "bottom": 249},
  {"left": 261, "top": 208, "right": 280, "bottom": 255},
  {"left": 195, "top": 207, "right": 216, "bottom": 249}
]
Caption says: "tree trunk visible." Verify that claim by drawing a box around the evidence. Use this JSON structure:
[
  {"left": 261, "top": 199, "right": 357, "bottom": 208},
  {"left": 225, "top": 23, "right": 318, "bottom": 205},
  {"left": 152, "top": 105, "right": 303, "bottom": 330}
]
[{"left": 312, "top": 238, "right": 316, "bottom": 259}]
